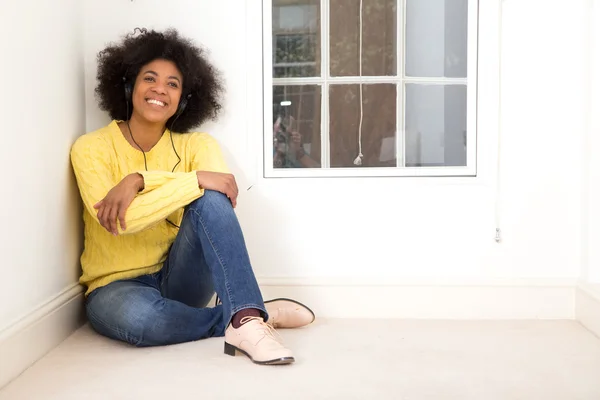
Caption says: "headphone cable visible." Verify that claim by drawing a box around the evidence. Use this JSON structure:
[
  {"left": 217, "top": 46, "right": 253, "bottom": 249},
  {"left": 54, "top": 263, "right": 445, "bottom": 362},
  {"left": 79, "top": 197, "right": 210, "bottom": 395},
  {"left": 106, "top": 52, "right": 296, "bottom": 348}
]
[
  {"left": 125, "top": 111, "right": 180, "bottom": 229},
  {"left": 124, "top": 93, "right": 191, "bottom": 229}
]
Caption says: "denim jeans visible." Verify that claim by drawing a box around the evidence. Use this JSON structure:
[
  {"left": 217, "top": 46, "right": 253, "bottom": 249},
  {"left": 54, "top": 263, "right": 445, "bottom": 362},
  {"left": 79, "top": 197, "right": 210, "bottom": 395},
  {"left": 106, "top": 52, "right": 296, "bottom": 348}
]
[{"left": 85, "top": 190, "right": 267, "bottom": 347}]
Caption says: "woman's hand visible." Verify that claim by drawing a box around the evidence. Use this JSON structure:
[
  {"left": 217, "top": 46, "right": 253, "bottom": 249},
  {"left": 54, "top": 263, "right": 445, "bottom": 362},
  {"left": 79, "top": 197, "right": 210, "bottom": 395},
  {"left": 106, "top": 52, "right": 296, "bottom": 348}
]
[
  {"left": 196, "top": 171, "right": 238, "bottom": 208},
  {"left": 94, "top": 173, "right": 144, "bottom": 235}
]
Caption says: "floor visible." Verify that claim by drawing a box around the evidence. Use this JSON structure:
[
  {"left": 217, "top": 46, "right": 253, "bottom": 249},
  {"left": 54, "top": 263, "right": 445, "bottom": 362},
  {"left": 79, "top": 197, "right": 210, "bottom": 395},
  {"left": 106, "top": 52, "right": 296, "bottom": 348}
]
[{"left": 1, "top": 320, "right": 600, "bottom": 400}]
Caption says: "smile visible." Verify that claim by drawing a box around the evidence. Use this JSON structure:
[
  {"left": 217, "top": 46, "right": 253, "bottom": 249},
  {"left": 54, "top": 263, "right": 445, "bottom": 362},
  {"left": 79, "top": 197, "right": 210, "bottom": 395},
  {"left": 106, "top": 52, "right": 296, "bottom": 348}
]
[{"left": 146, "top": 99, "right": 166, "bottom": 107}]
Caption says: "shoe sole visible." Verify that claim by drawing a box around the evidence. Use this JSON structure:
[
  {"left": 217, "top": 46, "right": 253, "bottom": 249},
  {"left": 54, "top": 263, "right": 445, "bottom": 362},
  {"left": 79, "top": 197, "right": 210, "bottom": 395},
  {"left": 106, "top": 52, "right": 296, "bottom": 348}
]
[
  {"left": 224, "top": 342, "right": 295, "bottom": 365},
  {"left": 264, "top": 298, "right": 316, "bottom": 324}
]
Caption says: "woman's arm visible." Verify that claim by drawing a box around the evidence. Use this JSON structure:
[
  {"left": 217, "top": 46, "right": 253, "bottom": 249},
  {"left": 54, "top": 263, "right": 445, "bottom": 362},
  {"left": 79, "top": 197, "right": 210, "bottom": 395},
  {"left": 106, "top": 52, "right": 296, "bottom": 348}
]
[
  {"left": 136, "top": 133, "right": 231, "bottom": 193},
  {"left": 71, "top": 133, "right": 236, "bottom": 235},
  {"left": 71, "top": 137, "right": 203, "bottom": 235}
]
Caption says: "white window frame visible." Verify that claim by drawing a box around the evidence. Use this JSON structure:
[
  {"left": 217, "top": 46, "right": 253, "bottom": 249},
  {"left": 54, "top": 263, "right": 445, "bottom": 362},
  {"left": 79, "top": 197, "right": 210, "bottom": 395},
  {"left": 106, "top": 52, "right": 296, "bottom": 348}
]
[{"left": 263, "top": 0, "right": 479, "bottom": 178}]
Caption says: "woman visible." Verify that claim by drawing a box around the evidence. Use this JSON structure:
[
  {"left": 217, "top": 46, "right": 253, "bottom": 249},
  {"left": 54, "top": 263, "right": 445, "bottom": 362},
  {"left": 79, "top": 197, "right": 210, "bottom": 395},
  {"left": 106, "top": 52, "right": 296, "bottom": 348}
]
[{"left": 70, "top": 28, "right": 314, "bottom": 365}]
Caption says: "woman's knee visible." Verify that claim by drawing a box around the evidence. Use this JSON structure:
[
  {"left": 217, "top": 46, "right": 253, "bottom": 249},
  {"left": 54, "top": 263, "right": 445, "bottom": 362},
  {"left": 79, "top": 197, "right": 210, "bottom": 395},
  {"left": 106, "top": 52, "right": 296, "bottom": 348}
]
[
  {"left": 86, "top": 283, "right": 172, "bottom": 347},
  {"left": 188, "top": 190, "right": 231, "bottom": 212}
]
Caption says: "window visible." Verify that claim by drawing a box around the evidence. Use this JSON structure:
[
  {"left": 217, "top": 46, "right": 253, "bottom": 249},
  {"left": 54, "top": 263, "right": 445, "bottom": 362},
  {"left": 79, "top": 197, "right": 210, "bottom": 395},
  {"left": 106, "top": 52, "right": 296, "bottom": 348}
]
[{"left": 265, "top": 0, "right": 478, "bottom": 177}]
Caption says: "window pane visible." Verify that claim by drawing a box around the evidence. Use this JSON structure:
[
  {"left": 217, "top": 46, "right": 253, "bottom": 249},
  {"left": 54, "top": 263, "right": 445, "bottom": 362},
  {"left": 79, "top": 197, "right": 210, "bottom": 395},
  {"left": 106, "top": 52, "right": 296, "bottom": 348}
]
[
  {"left": 273, "top": 85, "right": 322, "bottom": 168},
  {"left": 330, "top": 84, "right": 396, "bottom": 167},
  {"left": 273, "top": 0, "right": 320, "bottom": 78},
  {"left": 405, "top": 84, "right": 467, "bottom": 167},
  {"left": 330, "top": 0, "right": 397, "bottom": 77},
  {"left": 405, "top": 0, "right": 468, "bottom": 78}
]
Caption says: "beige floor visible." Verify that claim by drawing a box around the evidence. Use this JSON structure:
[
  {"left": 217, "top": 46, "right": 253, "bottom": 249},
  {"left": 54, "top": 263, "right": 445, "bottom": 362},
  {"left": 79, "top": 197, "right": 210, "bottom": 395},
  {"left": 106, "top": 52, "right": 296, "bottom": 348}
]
[{"left": 1, "top": 319, "right": 600, "bottom": 400}]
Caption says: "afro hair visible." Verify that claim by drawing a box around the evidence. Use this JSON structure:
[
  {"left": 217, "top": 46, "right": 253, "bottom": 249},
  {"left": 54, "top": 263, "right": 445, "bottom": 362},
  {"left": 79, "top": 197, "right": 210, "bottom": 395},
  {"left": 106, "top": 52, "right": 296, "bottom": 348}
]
[{"left": 95, "top": 28, "right": 223, "bottom": 133}]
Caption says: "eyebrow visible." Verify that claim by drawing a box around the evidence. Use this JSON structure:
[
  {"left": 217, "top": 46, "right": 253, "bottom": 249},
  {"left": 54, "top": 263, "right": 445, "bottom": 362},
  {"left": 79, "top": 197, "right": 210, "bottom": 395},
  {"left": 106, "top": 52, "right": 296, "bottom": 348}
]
[{"left": 143, "top": 70, "right": 182, "bottom": 84}]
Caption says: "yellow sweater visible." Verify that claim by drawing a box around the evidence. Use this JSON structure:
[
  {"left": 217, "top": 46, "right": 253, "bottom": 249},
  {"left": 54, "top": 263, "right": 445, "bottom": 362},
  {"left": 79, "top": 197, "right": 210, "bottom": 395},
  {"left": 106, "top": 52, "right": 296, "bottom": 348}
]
[{"left": 70, "top": 120, "right": 229, "bottom": 295}]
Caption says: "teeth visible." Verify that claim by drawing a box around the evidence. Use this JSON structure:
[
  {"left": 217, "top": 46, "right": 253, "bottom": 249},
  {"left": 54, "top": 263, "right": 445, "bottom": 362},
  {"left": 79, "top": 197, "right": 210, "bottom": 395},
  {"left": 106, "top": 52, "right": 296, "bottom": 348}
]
[{"left": 147, "top": 99, "right": 165, "bottom": 107}]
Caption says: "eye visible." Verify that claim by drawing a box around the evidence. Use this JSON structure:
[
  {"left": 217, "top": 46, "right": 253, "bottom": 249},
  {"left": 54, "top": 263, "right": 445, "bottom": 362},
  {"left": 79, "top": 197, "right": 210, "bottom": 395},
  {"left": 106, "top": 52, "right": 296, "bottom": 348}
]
[
  {"left": 168, "top": 82, "right": 179, "bottom": 89},
  {"left": 144, "top": 76, "right": 155, "bottom": 82}
]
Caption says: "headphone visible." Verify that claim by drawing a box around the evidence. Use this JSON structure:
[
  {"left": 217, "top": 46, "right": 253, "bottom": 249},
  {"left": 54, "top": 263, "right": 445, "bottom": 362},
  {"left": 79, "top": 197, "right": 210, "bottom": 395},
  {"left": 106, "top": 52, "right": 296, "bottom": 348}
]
[{"left": 123, "top": 78, "right": 191, "bottom": 117}]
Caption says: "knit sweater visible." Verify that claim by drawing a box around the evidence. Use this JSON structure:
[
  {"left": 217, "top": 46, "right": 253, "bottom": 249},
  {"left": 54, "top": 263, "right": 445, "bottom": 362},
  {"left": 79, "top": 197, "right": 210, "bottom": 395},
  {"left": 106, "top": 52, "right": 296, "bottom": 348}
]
[{"left": 70, "top": 120, "right": 230, "bottom": 295}]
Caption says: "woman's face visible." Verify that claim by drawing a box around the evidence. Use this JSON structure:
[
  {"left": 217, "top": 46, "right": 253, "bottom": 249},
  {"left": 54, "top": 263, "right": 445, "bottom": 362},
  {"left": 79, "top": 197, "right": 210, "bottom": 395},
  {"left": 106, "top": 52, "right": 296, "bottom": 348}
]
[{"left": 131, "top": 59, "right": 183, "bottom": 125}]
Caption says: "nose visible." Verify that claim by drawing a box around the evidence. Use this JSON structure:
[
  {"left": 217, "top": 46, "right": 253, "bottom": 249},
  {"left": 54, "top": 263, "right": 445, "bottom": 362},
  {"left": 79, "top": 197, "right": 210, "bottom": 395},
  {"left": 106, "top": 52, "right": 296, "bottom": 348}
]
[{"left": 151, "top": 81, "right": 167, "bottom": 95}]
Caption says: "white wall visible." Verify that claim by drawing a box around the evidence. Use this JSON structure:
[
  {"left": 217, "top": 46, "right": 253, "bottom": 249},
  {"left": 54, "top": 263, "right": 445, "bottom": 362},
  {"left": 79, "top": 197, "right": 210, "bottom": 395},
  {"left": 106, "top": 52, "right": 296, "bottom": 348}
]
[
  {"left": 495, "top": 0, "right": 587, "bottom": 281},
  {"left": 0, "top": 1, "right": 85, "bottom": 332},
  {"left": 584, "top": 0, "right": 600, "bottom": 284},
  {"left": 83, "top": 0, "right": 588, "bottom": 286}
]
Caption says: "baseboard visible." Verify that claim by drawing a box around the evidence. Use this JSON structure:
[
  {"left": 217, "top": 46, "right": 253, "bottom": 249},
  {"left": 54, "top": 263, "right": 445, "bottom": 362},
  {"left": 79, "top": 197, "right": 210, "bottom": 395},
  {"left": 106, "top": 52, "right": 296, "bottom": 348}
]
[
  {"left": 576, "top": 283, "right": 600, "bottom": 338},
  {"left": 0, "top": 284, "right": 85, "bottom": 389},
  {"left": 258, "top": 277, "right": 577, "bottom": 319}
]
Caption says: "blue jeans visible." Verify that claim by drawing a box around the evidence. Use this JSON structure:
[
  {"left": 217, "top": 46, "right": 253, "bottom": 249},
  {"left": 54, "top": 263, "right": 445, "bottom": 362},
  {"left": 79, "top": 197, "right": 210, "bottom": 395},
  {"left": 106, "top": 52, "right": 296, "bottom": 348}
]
[{"left": 85, "top": 190, "right": 267, "bottom": 347}]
